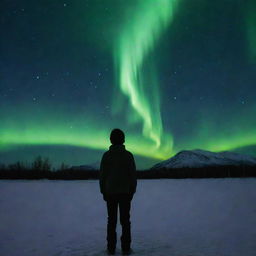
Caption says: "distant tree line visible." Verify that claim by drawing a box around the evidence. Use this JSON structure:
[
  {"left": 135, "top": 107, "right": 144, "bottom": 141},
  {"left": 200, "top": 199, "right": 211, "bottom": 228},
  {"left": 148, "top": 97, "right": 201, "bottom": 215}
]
[
  {"left": 0, "top": 156, "right": 98, "bottom": 180},
  {"left": 0, "top": 156, "right": 255, "bottom": 180}
]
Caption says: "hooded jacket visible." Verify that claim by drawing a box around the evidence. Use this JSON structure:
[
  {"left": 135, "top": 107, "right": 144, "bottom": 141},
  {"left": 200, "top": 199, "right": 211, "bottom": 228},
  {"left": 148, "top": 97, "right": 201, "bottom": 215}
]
[{"left": 99, "top": 144, "right": 137, "bottom": 195}]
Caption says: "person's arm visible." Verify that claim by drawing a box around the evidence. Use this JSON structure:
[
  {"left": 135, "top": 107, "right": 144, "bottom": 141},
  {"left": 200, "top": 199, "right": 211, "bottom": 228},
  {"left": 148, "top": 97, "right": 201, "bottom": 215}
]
[
  {"left": 130, "top": 154, "right": 137, "bottom": 195},
  {"left": 99, "top": 153, "right": 107, "bottom": 196}
]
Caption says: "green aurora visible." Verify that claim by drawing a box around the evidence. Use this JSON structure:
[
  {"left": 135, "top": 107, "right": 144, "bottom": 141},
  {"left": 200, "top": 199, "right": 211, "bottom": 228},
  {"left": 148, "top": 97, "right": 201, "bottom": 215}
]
[
  {"left": 114, "top": 0, "right": 177, "bottom": 151},
  {"left": 0, "top": 107, "right": 170, "bottom": 160},
  {"left": 1, "top": 0, "right": 179, "bottom": 161}
]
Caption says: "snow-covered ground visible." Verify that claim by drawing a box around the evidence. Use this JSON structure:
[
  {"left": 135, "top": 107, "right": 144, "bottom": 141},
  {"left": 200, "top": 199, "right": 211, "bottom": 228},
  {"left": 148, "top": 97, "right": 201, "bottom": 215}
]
[{"left": 0, "top": 179, "right": 256, "bottom": 256}]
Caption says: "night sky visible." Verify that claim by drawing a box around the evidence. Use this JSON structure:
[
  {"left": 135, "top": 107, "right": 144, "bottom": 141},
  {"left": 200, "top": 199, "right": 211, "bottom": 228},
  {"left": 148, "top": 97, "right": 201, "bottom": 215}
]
[{"left": 1, "top": 0, "right": 256, "bottom": 169}]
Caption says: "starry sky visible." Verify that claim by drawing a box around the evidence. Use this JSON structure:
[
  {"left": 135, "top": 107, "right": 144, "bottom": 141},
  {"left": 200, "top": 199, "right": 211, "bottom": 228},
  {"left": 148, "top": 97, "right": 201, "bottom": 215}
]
[{"left": 1, "top": 0, "right": 256, "bottom": 169}]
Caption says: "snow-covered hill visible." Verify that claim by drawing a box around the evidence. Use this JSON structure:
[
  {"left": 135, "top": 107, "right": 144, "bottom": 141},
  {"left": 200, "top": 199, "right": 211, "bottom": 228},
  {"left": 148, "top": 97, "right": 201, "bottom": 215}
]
[{"left": 152, "top": 149, "right": 256, "bottom": 169}]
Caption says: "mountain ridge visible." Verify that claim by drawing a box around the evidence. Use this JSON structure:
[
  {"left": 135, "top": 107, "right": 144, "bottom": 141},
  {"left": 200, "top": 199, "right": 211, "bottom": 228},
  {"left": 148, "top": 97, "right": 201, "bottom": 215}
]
[{"left": 151, "top": 149, "right": 256, "bottom": 169}]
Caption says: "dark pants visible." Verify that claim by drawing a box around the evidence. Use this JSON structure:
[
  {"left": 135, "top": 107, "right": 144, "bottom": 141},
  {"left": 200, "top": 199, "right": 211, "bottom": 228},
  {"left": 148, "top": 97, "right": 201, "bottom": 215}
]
[{"left": 106, "top": 194, "right": 132, "bottom": 251}]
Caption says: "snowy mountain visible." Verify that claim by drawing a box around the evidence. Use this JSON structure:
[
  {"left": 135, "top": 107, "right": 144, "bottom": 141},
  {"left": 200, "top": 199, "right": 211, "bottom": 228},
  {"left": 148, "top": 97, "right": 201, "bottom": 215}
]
[{"left": 152, "top": 149, "right": 256, "bottom": 169}]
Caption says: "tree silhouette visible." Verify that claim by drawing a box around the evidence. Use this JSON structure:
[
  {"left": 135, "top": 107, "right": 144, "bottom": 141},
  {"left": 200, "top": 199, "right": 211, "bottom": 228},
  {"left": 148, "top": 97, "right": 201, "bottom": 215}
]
[{"left": 32, "top": 156, "right": 51, "bottom": 171}]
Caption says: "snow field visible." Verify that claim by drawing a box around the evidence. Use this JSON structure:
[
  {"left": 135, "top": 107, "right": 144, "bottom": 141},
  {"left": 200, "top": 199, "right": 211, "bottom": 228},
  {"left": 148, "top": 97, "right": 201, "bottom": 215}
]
[{"left": 0, "top": 179, "right": 256, "bottom": 256}]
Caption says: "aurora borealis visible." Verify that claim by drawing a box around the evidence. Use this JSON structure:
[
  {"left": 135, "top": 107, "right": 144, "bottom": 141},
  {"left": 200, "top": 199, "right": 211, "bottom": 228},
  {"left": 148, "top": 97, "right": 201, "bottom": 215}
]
[
  {"left": 1, "top": 0, "right": 256, "bottom": 168},
  {"left": 115, "top": 0, "right": 177, "bottom": 150}
]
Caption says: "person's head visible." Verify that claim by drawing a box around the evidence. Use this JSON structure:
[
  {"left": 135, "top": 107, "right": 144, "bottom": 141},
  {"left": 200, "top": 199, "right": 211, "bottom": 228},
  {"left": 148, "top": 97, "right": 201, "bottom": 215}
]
[{"left": 110, "top": 128, "right": 125, "bottom": 145}]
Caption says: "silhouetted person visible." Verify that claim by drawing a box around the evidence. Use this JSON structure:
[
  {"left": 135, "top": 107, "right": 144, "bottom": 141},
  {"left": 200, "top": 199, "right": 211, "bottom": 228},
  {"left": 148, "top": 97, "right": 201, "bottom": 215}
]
[{"left": 100, "top": 129, "right": 137, "bottom": 255}]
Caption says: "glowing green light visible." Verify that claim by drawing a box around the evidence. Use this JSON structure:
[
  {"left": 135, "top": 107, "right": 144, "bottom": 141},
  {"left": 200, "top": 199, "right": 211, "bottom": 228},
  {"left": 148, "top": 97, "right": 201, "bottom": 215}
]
[
  {"left": 0, "top": 108, "right": 171, "bottom": 160},
  {"left": 115, "top": 0, "right": 177, "bottom": 152},
  {"left": 0, "top": 126, "right": 170, "bottom": 160},
  {"left": 176, "top": 118, "right": 256, "bottom": 154}
]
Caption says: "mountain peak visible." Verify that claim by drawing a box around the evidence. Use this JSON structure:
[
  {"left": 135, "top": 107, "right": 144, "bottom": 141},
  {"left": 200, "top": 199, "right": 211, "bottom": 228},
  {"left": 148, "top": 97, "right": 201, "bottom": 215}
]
[{"left": 152, "top": 149, "right": 256, "bottom": 169}]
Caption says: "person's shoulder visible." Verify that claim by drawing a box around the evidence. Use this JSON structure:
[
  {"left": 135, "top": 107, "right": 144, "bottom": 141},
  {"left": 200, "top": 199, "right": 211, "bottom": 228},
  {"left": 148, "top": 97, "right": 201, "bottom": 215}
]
[
  {"left": 125, "top": 149, "right": 134, "bottom": 158},
  {"left": 102, "top": 150, "right": 110, "bottom": 158}
]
